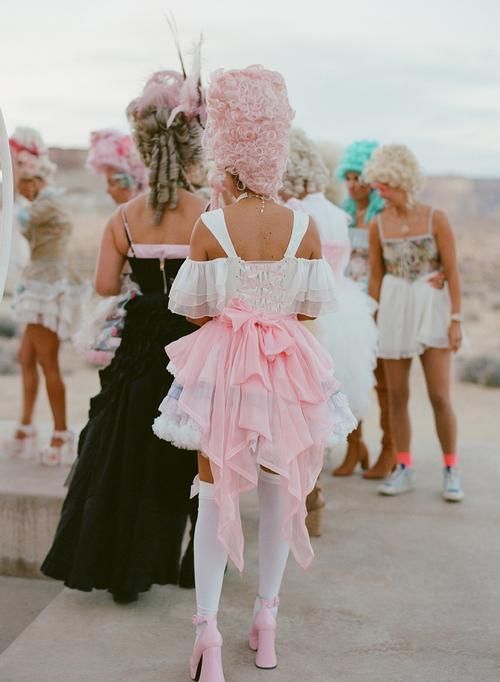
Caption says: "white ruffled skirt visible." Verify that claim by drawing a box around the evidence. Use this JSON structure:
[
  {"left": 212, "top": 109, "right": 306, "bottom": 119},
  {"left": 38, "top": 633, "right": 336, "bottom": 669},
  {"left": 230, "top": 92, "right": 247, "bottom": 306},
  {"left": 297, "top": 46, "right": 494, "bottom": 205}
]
[
  {"left": 14, "top": 277, "right": 87, "bottom": 341},
  {"left": 302, "top": 279, "right": 378, "bottom": 420},
  {"left": 377, "top": 272, "right": 451, "bottom": 359}
]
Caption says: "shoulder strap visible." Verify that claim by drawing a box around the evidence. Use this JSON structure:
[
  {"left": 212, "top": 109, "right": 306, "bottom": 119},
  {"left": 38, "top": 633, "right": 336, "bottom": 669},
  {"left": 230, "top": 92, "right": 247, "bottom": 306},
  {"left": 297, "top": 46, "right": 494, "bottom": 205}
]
[
  {"left": 120, "top": 207, "right": 136, "bottom": 256},
  {"left": 427, "top": 207, "right": 435, "bottom": 234},
  {"left": 200, "top": 209, "right": 238, "bottom": 258},
  {"left": 376, "top": 213, "right": 385, "bottom": 241},
  {"left": 284, "top": 211, "right": 310, "bottom": 257}
]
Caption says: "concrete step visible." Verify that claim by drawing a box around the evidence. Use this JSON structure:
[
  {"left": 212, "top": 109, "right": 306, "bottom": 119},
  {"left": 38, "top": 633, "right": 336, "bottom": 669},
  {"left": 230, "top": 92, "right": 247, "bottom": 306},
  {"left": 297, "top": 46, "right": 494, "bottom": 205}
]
[
  {"left": 0, "top": 421, "right": 73, "bottom": 578},
  {"left": 1, "top": 442, "right": 500, "bottom": 682}
]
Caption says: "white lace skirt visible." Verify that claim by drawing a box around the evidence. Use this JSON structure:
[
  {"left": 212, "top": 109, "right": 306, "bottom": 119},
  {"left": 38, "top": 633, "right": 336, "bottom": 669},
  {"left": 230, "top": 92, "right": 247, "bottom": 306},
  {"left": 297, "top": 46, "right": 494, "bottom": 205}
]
[{"left": 377, "top": 273, "right": 451, "bottom": 359}]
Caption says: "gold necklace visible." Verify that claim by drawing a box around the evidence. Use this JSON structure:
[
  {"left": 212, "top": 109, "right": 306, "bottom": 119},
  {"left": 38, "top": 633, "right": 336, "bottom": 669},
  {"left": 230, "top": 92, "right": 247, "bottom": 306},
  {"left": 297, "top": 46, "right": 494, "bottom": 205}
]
[{"left": 235, "top": 191, "right": 269, "bottom": 214}]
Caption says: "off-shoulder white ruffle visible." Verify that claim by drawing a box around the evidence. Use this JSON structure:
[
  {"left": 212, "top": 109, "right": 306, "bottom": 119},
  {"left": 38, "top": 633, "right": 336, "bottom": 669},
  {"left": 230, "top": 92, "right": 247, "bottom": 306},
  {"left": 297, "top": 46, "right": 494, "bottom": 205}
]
[{"left": 168, "top": 256, "right": 338, "bottom": 319}]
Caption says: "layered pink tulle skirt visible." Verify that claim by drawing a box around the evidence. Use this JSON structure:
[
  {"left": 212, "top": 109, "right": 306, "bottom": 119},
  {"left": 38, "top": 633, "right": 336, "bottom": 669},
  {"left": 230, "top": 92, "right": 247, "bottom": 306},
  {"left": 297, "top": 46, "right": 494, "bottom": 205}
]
[{"left": 153, "top": 300, "right": 356, "bottom": 571}]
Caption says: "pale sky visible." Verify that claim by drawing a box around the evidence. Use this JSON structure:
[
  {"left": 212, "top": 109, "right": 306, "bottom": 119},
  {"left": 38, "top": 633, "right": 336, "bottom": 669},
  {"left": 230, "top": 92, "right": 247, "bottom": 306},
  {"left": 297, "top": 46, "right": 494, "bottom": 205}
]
[{"left": 1, "top": 0, "right": 499, "bottom": 177}]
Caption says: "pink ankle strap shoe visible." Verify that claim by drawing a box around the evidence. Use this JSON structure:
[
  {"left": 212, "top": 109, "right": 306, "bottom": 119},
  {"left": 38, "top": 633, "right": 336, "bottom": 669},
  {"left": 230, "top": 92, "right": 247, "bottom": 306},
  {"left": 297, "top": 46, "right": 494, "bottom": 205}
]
[
  {"left": 249, "top": 597, "right": 279, "bottom": 670},
  {"left": 190, "top": 615, "right": 225, "bottom": 682}
]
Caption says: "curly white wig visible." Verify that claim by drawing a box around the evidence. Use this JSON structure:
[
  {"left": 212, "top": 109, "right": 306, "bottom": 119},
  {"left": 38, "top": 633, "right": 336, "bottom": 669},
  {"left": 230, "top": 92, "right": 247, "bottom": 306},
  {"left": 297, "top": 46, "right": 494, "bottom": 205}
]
[
  {"left": 315, "top": 139, "right": 344, "bottom": 206},
  {"left": 363, "top": 144, "right": 424, "bottom": 201},
  {"left": 282, "top": 128, "right": 329, "bottom": 198}
]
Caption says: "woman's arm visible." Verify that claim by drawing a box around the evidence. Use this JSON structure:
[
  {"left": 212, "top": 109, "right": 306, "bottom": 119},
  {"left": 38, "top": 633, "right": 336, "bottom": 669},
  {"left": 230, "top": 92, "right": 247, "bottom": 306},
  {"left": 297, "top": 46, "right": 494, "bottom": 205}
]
[
  {"left": 297, "top": 217, "right": 322, "bottom": 321},
  {"left": 185, "top": 218, "right": 212, "bottom": 326},
  {"left": 94, "top": 217, "right": 127, "bottom": 296},
  {"left": 368, "top": 219, "right": 384, "bottom": 303},
  {"left": 433, "top": 210, "right": 462, "bottom": 351}
]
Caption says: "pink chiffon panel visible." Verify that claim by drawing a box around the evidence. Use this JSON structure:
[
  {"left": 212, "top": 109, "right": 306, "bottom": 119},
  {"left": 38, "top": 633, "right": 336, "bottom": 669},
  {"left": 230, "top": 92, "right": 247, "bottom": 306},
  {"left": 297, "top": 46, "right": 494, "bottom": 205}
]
[
  {"left": 160, "top": 299, "right": 347, "bottom": 571},
  {"left": 322, "top": 240, "right": 351, "bottom": 288}
]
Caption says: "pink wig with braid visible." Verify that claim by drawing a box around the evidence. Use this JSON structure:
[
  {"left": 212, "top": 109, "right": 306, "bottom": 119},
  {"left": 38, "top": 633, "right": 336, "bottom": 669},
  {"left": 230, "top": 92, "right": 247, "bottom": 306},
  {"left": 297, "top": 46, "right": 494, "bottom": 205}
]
[
  {"left": 204, "top": 65, "right": 294, "bottom": 206},
  {"left": 86, "top": 129, "right": 148, "bottom": 191}
]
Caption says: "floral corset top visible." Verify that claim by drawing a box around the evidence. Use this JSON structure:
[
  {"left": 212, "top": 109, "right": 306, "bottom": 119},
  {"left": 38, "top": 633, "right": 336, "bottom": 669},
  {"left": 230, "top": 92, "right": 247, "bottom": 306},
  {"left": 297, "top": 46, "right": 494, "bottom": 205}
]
[
  {"left": 378, "top": 210, "right": 441, "bottom": 282},
  {"left": 346, "top": 227, "right": 370, "bottom": 288},
  {"left": 167, "top": 208, "right": 337, "bottom": 319}
]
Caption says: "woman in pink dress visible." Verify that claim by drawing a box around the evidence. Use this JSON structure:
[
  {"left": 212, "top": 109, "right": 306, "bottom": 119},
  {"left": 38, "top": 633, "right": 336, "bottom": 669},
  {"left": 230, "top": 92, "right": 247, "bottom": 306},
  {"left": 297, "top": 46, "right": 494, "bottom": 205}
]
[{"left": 153, "top": 65, "right": 356, "bottom": 681}]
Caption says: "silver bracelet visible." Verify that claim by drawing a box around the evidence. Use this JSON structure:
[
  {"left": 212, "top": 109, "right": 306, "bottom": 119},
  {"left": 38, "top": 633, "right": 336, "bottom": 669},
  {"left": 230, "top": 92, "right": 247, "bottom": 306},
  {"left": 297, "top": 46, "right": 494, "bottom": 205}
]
[{"left": 450, "top": 313, "right": 463, "bottom": 323}]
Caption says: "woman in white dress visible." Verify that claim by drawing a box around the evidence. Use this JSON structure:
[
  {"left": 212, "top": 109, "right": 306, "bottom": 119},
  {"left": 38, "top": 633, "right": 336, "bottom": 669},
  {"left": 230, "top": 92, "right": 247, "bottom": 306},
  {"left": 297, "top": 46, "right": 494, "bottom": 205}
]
[
  {"left": 365, "top": 144, "right": 464, "bottom": 502},
  {"left": 5, "top": 128, "right": 84, "bottom": 464},
  {"left": 281, "top": 129, "right": 377, "bottom": 533}
]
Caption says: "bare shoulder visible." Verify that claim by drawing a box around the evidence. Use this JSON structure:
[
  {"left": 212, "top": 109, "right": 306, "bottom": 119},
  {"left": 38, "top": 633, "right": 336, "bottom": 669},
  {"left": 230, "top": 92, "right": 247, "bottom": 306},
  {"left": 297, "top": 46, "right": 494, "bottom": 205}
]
[
  {"left": 431, "top": 208, "right": 451, "bottom": 228},
  {"left": 297, "top": 215, "right": 321, "bottom": 259},
  {"left": 179, "top": 188, "right": 208, "bottom": 215}
]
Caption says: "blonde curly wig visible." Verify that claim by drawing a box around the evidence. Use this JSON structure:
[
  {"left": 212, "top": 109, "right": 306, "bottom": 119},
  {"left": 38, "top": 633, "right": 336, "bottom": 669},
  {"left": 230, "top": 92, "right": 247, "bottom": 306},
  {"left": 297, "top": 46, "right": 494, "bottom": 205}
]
[
  {"left": 282, "top": 128, "right": 329, "bottom": 198},
  {"left": 315, "top": 139, "right": 344, "bottom": 206},
  {"left": 363, "top": 144, "right": 424, "bottom": 202},
  {"left": 127, "top": 70, "right": 204, "bottom": 223}
]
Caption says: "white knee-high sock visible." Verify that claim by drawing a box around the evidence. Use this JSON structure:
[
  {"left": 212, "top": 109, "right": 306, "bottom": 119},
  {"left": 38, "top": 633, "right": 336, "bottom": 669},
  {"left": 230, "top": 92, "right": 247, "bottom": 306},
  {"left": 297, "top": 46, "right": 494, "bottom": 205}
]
[
  {"left": 256, "top": 469, "right": 290, "bottom": 616},
  {"left": 194, "top": 482, "right": 228, "bottom": 622}
]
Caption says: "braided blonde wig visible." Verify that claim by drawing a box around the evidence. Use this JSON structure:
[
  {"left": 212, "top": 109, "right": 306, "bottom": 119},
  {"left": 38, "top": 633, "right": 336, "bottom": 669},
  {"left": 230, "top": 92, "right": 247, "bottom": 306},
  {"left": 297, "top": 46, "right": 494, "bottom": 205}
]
[{"left": 127, "top": 71, "right": 204, "bottom": 223}]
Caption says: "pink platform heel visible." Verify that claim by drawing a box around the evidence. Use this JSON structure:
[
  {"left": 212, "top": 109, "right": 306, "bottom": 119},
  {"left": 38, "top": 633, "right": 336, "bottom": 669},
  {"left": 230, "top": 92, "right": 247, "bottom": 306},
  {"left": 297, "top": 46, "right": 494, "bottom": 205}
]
[
  {"left": 190, "top": 615, "right": 225, "bottom": 682},
  {"left": 249, "top": 597, "right": 279, "bottom": 670},
  {"left": 3, "top": 424, "right": 38, "bottom": 460},
  {"left": 39, "top": 430, "right": 75, "bottom": 467}
]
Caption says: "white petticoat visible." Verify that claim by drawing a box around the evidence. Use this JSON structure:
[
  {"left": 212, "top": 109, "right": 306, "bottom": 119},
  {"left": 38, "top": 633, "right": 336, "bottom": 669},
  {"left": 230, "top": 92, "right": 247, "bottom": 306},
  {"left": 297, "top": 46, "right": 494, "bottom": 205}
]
[
  {"left": 377, "top": 272, "right": 451, "bottom": 359},
  {"left": 14, "top": 278, "right": 88, "bottom": 341},
  {"left": 302, "top": 279, "right": 378, "bottom": 420}
]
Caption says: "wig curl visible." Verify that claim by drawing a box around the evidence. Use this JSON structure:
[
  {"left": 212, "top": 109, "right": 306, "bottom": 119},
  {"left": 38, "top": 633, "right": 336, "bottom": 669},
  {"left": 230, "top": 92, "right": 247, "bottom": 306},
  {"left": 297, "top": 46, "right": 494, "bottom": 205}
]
[
  {"left": 86, "top": 129, "right": 147, "bottom": 191},
  {"left": 127, "top": 66, "right": 205, "bottom": 222},
  {"left": 315, "top": 139, "right": 344, "bottom": 206},
  {"left": 9, "top": 127, "right": 56, "bottom": 182},
  {"left": 363, "top": 144, "right": 424, "bottom": 202},
  {"left": 282, "top": 128, "right": 328, "bottom": 198},
  {"left": 203, "top": 65, "right": 294, "bottom": 205}
]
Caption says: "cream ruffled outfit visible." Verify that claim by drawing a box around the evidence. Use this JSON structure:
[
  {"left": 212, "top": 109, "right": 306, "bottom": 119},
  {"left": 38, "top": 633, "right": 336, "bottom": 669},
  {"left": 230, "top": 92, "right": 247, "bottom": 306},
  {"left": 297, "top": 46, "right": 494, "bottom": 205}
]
[
  {"left": 14, "top": 188, "right": 85, "bottom": 340},
  {"left": 377, "top": 209, "right": 451, "bottom": 359}
]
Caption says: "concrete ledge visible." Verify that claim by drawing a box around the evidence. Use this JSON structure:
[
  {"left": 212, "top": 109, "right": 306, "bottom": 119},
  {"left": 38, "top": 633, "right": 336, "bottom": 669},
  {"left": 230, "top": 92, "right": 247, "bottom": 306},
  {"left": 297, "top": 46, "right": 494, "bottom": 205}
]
[
  {"left": 0, "top": 422, "right": 69, "bottom": 578},
  {"left": 1, "top": 443, "right": 500, "bottom": 681}
]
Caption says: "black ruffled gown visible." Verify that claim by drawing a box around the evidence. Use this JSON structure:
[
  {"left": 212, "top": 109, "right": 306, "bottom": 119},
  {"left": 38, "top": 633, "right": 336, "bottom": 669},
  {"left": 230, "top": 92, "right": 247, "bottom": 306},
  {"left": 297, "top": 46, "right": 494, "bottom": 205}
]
[{"left": 41, "top": 229, "right": 198, "bottom": 597}]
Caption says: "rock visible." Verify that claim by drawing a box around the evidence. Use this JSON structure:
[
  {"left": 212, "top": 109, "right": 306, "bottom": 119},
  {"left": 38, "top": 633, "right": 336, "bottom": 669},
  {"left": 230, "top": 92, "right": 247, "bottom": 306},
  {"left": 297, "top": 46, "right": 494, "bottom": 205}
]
[
  {"left": 458, "top": 356, "right": 500, "bottom": 388},
  {"left": 0, "top": 316, "right": 18, "bottom": 339},
  {"left": 0, "top": 341, "right": 18, "bottom": 375}
]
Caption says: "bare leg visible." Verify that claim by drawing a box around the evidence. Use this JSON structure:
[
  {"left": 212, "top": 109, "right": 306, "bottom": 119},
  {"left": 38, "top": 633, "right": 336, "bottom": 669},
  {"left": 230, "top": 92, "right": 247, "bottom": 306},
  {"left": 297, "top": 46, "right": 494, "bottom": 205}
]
[
  {"left": 17, "top": 330, "right": 39, "bottom": 432},
  {"left": 383, "top": 358, "right": 413, "bottom": 453},
  {"left": 420, "top": 348, "right": 457, "bottom": 455},
  {"left": 28, "top": 324, "right": 67, "bottom": 442},
  {"left": 198, "top": 452, "right": 214, "bottom": 483}
]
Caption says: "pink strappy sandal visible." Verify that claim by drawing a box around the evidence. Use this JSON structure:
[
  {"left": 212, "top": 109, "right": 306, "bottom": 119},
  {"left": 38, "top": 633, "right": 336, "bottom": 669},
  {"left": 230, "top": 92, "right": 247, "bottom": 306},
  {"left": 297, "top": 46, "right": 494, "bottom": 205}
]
[
  {"left": 2, "top": 424, "right": 38, "bottom": 460},
  {"left": 190, "top": 615, "right": 225, "bottom": 682},
  {"left": 249, "top": 597, "right": 279, "bottom": 670},
  {"left": 39, "top": 430, "right": 76, "bottom": 467}
]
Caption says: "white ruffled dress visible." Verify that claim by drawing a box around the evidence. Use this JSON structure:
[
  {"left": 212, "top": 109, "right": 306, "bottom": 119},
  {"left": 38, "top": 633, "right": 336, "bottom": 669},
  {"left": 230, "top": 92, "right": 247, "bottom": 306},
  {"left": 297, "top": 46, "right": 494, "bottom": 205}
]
[
  {"left": 377, "top": 210, "right": 451, "bottom": 359},
  {"left": 288, "top": 194, "right": 378, "bottom": 420},
  {"left": 13, "top": 188, "right": 85, "bottom": 340}
]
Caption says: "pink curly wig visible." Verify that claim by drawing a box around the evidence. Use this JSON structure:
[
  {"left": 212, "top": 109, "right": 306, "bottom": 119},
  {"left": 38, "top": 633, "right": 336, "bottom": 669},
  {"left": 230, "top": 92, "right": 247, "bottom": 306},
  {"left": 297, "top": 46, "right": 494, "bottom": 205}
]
[
  {"left": 86, "top": 129, "right": 148, "bottom": 191},
  {"left": 9, "top": 127, "right": 56, "bottom": 182},
  {"left": 203, "top": 65, "right": 294, "bottom": 206}
]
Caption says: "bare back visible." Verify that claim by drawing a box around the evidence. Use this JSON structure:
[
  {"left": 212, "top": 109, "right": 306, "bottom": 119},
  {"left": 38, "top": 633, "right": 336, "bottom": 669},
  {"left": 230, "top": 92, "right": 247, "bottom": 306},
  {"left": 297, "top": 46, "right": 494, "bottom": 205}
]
[
  {"left": 95, "top": 189, "right": 206, "bottom": 296},
  {"left": 112, "top": 189, "right": 207, "bottom": 254},
  {"left": 191, "top": 199, "right": 321, "bottom": 262}
]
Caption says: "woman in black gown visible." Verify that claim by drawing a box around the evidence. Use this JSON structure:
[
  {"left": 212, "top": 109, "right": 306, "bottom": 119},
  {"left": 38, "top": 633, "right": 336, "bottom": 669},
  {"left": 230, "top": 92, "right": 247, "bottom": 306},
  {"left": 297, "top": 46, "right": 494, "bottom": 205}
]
[{"left": 41, "top": 67, "right": 206, "bottom": 602}]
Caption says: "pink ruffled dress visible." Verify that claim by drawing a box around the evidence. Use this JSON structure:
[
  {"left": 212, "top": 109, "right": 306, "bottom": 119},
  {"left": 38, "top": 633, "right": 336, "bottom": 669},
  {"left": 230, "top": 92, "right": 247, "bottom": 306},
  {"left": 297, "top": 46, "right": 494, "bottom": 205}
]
[{"left": 153, "top": 209, "right": 356, "bottom": 571}]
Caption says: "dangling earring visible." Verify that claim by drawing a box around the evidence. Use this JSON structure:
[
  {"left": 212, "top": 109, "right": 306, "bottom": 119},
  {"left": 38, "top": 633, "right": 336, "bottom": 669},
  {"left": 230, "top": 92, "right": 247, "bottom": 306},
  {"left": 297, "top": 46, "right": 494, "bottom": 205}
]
[{"left": 236, "top": 178, "right": 246, "bottom": 192}]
